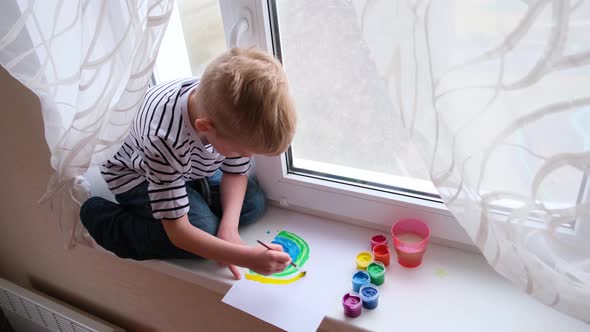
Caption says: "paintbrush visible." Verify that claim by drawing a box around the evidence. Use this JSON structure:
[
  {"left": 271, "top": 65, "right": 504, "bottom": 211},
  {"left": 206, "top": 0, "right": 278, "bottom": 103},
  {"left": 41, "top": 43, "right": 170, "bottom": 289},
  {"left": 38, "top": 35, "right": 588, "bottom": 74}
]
[{"left": 257, "top": 240, "right": 307, "bottom": 277}]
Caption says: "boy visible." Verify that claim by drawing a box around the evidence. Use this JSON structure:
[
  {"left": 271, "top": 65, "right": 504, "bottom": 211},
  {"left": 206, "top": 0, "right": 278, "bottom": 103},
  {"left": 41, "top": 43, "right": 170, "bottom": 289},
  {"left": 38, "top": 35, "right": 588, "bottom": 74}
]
[{"left": 80, "top": 48, "right": 296, "bottom": 280}]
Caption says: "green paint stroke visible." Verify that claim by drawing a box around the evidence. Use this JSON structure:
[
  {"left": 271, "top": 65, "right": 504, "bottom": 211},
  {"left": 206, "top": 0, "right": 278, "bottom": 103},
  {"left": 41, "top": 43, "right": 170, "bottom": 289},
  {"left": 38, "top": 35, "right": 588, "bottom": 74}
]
[{"left": 249, "top": 230, "right": 310, "bottom": 277}]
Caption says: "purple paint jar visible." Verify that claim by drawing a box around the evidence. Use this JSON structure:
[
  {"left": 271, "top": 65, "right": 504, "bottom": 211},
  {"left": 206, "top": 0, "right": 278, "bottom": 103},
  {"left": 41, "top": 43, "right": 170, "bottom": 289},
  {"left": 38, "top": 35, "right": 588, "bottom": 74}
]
[{"left": 342, "top": 293, "right": 362, "bottom": 318}]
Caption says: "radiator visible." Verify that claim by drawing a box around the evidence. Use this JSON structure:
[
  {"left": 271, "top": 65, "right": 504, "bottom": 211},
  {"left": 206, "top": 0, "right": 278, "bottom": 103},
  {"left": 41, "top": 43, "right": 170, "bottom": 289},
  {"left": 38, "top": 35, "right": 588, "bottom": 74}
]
[{"left": 0, "top": 278, "right": 124, "bottom": 332}]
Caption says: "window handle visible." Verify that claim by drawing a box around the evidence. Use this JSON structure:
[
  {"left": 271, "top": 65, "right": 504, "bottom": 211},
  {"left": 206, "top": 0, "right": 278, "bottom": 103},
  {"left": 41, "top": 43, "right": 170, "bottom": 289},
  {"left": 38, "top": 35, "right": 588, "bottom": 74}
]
[{"left": 229, "top": 15, "right": 250, "bottom": 47}]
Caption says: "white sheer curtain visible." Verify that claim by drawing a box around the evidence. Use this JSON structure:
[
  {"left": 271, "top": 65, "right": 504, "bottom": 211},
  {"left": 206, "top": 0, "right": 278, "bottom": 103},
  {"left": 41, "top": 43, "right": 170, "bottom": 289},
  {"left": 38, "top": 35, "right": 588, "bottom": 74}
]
[
  {"left": 0, "top": 0, "right": 173, "bottom": 247},
  {"left": 354, "top": 0, "right": 589, "bottom": 322}
]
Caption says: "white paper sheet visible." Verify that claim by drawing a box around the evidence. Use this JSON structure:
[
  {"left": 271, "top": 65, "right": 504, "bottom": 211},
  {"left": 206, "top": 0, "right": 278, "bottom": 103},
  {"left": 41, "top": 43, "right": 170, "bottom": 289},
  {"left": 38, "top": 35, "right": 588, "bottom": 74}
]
[{"left": 222, "top": 218, "right": 377, "bottom": 332}]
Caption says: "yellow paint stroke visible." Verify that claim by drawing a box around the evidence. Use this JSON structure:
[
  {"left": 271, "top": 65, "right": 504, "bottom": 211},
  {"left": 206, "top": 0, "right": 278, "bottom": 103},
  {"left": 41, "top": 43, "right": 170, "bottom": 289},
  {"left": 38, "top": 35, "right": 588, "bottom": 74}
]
[{"left": 245, "top": 271, "right": 306, "bottom": 285}]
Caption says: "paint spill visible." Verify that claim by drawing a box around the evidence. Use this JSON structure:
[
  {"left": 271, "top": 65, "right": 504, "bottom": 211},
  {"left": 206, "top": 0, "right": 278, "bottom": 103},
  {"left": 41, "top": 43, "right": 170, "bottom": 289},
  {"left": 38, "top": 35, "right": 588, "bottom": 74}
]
[{"left": 435, "top": 268, "right": 448, "bottom": 278}]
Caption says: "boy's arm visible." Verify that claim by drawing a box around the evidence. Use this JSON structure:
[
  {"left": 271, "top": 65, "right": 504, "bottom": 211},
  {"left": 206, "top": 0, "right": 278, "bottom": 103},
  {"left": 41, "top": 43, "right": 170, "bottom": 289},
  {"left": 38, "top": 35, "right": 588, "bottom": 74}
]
[
  {"left": 163, "top": 214, "right": 248, "bottom": 264},
  {"left": 216, "top": 172, "right": 248, "bottom": 278},
  {"left": 162, "top": 214, "right": 291, "bottom": 278},
  {"left": 217, "top": 172, "right": 248, "bottom": 238},
  {"left": 142, "top": 136, "right": 289, "bottom": 277}
]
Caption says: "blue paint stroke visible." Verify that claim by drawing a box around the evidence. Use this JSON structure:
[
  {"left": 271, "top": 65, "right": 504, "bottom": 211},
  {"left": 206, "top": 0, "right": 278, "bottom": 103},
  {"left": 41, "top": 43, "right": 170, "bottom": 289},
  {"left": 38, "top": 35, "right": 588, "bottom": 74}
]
[{"left": 272, "top": 236, "right": 300, "bottom": 262}]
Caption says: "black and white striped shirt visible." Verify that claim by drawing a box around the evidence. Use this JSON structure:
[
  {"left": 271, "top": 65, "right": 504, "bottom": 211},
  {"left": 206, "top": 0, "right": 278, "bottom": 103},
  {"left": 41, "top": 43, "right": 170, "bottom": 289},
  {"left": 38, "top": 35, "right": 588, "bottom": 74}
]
[{"left": 100, "top": 78, "right": 251, "bottom": 220}]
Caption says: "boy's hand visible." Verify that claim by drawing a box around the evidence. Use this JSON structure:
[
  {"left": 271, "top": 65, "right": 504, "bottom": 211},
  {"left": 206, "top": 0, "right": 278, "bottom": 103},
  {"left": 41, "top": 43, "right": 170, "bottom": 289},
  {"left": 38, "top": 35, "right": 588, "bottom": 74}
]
[
  {"left": 245, "top": 243, "right": 292, "bottom": 276},
  {"left": 217, "top": 223, "right": 244, "bottom": 279},
  {"left": 162, "top": 215, "right": 291, "bottom": 279}
]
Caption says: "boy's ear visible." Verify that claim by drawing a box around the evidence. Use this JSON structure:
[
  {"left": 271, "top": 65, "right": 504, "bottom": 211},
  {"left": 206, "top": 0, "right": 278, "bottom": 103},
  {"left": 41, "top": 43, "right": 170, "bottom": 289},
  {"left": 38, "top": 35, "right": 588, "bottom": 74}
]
[{"left": 194, "top": 118, "right": 212, "bottom": 132}]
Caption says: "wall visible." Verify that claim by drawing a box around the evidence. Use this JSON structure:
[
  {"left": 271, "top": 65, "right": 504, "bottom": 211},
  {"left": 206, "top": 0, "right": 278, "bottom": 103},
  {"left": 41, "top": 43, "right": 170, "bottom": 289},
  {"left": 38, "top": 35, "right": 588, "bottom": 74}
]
[{"left": 0, "top": 67, "right": 281, "bottom": 332}]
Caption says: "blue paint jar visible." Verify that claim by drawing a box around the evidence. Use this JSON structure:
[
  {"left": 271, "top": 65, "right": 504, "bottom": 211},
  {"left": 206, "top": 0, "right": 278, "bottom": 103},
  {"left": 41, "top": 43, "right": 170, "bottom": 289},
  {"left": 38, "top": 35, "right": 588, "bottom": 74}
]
[
  {"left": 352, "top": 270, "right": 371, "bottom": 293},
  {"left": 359, "top": 283, "right": 379, "bottom": 310}
]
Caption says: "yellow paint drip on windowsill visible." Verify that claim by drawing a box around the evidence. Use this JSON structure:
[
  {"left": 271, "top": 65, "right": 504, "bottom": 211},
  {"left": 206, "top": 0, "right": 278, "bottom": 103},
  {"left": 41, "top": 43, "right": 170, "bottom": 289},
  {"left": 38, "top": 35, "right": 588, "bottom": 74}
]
[{"left": 435, "top": 268, "right": 448, "bottom": 278}]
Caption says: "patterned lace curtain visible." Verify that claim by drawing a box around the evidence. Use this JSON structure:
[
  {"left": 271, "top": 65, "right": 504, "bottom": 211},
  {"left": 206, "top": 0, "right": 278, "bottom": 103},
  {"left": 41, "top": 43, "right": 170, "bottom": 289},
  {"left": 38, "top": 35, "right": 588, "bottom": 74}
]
[
  {"left": 353, "top": 0, "right": 589, "bottom": 322},
  {"left": 0, "top": 0, "right": 173, "bottom": 247}
]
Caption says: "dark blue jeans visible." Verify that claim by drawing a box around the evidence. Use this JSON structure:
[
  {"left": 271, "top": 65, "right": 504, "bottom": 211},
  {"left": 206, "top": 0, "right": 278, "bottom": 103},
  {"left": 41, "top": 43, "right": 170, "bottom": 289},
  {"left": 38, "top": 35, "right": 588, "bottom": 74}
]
[{"left": 80, "top": 172, "right": 267, "bottom": 260}]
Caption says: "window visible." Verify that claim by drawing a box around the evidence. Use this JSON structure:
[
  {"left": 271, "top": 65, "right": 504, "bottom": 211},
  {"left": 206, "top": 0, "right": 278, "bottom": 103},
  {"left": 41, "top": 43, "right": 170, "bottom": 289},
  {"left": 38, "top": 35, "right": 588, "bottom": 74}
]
[
  {"left": 163, "top": 0, "right": 474, "bottom": 246},
  {"left": 274, "top": 1, "right": 438, "bottom": 200},
  {"left": 259, "top": 1, "right": 468, "bottom": 243}
]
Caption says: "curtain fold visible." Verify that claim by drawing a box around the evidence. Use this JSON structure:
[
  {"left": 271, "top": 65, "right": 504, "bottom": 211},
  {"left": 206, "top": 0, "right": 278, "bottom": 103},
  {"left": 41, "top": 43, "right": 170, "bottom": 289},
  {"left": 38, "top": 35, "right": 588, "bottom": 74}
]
[
  {"left": 353, "top": 0, "right": 590, "bottom": 322},
  {"left": 0, "top": 0, "right": 174, "bottom": 247}
]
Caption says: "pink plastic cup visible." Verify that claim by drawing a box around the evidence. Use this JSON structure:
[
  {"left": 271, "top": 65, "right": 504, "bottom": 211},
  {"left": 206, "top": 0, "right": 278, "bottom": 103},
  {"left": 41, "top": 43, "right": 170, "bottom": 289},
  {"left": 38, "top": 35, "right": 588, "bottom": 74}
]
[{"left": 391, "top": 219, "right": 430, "bottom": 268}]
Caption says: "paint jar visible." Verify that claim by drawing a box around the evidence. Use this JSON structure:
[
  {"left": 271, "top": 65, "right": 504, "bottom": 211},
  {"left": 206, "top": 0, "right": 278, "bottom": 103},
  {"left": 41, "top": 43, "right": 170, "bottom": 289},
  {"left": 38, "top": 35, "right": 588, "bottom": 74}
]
[
  {"left": 352, "top": 270, "right": 371, "bottom": 292},
  {"left": 372, "top": 244, "right": 391, "bottom": 267},
  {"left": 359, "top": 284, "right": 380, "bottom": 310},
  {"left": 342, "top": 293, "right": 363, "bottom": 318},
  {"left": 370, "top": 234, "right": 388, "bottom": 250},
  {"left": 355, "top": 251, "right": 373, "bottom": 270},
  {"left": 367, "top": 261, "right": 386, "bottom": 286},
  {"left": 391, "top": 219, "right": 431, "bottom": 268}
]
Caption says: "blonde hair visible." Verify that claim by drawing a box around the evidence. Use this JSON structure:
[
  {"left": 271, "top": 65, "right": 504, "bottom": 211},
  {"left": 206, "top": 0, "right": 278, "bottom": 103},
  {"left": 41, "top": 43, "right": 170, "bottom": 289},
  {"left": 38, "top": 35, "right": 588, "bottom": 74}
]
[{"left": 196, "top": 47, "right": 296, "bottom": 155}]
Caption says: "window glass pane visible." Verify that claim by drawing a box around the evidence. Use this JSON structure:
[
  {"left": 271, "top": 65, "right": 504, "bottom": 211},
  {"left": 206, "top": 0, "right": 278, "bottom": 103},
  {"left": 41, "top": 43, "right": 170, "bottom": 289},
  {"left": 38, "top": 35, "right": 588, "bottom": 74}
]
[
  {"left": 156, "top": 0, "right": 226, "bottom": 80},
  {"left": 275, "top": 1, "right": 435, "bottom": 194},
  {"left": 176, "top": 0, "right": 226, "bottom": 75}
]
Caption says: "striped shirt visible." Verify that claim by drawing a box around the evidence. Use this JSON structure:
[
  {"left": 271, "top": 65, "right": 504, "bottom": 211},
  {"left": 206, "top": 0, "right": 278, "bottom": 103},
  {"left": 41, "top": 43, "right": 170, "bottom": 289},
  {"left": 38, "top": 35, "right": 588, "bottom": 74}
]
[{"left": 100, "top": 78, "right": 251, "bottom": 220}]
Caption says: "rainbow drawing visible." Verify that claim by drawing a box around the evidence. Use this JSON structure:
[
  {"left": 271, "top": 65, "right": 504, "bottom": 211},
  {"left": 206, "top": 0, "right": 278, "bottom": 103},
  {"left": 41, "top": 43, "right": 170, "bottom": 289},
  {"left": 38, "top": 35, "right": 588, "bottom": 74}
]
[{"left": 245, "top": 230, "right": 310, "bottom": 285}]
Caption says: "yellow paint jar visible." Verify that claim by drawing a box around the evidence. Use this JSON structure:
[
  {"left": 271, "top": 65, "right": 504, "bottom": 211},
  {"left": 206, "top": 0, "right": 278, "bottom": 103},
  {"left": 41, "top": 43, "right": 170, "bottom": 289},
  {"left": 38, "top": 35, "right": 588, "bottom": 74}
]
[{"left": 355, "top": 251, "right": 373, "bottom": 270}]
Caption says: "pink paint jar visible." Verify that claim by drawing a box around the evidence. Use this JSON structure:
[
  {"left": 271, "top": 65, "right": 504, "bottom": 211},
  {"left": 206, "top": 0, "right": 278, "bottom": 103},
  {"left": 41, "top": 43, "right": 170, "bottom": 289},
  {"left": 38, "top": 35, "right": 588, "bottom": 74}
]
[
  {"left": 342, "top": 293, "right": 362, "bottom": 318},
  {"left": 391, "top": 219, "right": 430, "bottom": 268},
  {"left": 370, "top": 234, "right": 388, "bottom": 250}
]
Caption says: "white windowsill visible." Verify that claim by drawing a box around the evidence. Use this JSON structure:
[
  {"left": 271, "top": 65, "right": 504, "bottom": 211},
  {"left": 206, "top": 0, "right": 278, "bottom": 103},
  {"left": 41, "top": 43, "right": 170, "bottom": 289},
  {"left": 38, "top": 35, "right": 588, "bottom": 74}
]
[{"left": 96, "top": 206, "right": 588, "bottom": 332}]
